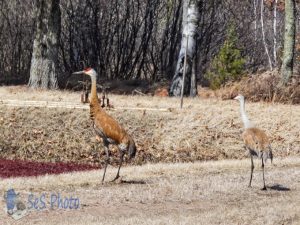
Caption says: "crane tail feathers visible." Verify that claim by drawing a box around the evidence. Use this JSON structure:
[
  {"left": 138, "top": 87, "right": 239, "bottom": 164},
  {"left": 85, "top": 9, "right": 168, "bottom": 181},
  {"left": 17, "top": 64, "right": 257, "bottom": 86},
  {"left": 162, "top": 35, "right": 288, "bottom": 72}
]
[{"left": 128, "top": 139, "right": 136, "bottom": 159}]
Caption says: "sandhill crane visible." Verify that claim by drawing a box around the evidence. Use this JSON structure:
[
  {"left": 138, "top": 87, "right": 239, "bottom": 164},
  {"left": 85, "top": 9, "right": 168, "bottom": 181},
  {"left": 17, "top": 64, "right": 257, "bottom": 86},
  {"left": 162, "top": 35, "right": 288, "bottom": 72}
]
[
  {"left": 73, "top": 68, "right": 136, "bottom": 183},
  {"left": 234, "top": 94, "right": 273, "bottom": 190}
]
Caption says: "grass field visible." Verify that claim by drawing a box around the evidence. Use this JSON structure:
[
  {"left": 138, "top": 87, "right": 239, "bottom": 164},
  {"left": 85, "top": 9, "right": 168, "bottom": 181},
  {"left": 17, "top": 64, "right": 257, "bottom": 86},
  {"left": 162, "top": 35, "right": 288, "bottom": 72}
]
[
  {"left": 0, "top": 157, "right": 300, "bottom": 224},
  {"left": 0, "top": 86, "right": 300, "bottom": 224}
]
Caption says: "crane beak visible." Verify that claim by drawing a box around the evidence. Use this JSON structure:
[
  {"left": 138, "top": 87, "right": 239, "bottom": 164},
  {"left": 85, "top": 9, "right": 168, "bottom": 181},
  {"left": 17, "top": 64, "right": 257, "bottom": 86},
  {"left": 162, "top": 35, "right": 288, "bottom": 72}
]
[{"left": 72, "top": 70, "right": 85, "bottom": 75}]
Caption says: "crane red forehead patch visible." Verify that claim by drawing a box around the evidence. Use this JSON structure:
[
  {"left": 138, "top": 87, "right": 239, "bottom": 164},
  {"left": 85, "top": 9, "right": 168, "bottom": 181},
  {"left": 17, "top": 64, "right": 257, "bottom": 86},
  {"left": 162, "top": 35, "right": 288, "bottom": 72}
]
[{"left": 84, "top": 67, "right": 92, "bottom": 72}]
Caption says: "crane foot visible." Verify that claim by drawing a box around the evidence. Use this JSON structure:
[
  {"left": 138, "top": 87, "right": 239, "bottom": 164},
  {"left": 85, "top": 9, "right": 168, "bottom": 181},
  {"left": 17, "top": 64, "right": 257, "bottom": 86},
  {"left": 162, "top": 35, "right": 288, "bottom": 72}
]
[
  {"left": 110, "top": 175, "right": 122, "bottom": 183},
  {"left": 261, "top": 186, "right": 267, "bottom": 191}
]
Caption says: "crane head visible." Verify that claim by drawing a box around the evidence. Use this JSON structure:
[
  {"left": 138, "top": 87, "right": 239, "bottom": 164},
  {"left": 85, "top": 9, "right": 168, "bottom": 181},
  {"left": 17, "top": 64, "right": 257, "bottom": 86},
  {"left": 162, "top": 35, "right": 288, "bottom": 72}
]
[
  {"left": 72, "top": 67, "right": 97, "bottom": 78},
  {"left": 234, "top": 94, "right": 244, "bottom": 101}
]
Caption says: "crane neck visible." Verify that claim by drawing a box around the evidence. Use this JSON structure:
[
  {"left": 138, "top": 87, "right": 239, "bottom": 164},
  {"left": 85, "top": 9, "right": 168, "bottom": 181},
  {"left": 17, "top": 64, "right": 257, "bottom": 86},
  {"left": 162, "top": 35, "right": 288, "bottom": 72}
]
[
  {"left": 90, "top": 74, "right": 100, "bottom": 107},
  {"left": 239, "top": 98, "right": 253, "bottom": 129}
]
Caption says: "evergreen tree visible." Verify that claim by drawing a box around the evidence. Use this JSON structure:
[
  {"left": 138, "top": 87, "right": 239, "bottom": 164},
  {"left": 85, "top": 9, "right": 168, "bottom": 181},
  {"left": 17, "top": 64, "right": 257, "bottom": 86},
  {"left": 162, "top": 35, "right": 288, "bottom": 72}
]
[{"left": 206, "top": 24, "right": 245, "bottom": 89}]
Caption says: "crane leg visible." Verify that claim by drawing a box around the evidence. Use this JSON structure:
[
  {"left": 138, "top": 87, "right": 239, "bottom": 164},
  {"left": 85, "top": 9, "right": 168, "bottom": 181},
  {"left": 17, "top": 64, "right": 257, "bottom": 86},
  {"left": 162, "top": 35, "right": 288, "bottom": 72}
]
[
  {"left": 261, "top": 158, "right": 267, "bottom": 190},
  {"left": 102, "top": 141, "right": 110, "bottom": 184},
  {"left": 112, "top": 151, "right": 125, "bottom": 182},
  {"left": 249, "top": 154, "right": 254, "bottom": 188}
]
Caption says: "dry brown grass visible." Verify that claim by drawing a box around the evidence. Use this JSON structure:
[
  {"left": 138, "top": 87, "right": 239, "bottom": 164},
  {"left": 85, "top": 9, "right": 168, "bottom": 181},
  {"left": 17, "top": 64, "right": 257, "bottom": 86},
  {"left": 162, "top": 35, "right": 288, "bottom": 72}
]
[
  {"left": 0, "top": 86, "right": 299, "bottom": 165},
  {"left": 0, "top": 157, "right": 299, "bottom": 224},
  {"left": 216, "top": 71, "right": 300, "bottom": 104}
]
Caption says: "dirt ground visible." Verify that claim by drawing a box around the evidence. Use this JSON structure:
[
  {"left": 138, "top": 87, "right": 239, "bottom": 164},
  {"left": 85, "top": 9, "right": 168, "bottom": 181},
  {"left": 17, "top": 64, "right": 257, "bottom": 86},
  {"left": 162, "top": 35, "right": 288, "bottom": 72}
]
[{"left": 0, "top": 157, "right": 300, "bottom": 225}]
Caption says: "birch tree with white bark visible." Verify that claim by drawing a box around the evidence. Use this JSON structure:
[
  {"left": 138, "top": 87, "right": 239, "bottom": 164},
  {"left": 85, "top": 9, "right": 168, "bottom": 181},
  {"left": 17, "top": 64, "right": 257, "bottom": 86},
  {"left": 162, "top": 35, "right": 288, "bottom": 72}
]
[
  {"left": 28, "top": 0, "right": 61, "bottom": 89},
  {"left": 281, "top": 0, "right": 296, "bottom": 84},
  {"left": 254, "top": 0, "right": 258, "bottom": 42},
  {"left": 273, "top": 0, "right": 278, "bottom": 66},
  {"left": 169, "top": 0, "right": 200, "bottom": 97}
]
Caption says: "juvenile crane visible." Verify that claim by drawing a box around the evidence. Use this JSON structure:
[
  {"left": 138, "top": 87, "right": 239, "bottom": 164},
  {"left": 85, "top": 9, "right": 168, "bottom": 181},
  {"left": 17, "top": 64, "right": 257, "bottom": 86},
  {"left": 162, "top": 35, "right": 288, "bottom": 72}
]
[
  {"left": 234, "top": 94, "right": 273, "bottom": 190},
  {"left": 73, "top": 68, "right": 136, "bottom": 183}
]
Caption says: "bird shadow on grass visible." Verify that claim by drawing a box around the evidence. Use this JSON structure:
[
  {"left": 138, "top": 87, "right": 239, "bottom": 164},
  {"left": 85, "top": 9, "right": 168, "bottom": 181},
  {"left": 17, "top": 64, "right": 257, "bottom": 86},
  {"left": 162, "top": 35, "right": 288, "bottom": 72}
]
[
  {"left": 118, "top": 179, "right": 147, "bottom": 185},
  {"left": 269, "top": 184, "right": 291, "bottom": 191},
  {"left": 104, "top": 179, "right": 147, "bottom": 186}
]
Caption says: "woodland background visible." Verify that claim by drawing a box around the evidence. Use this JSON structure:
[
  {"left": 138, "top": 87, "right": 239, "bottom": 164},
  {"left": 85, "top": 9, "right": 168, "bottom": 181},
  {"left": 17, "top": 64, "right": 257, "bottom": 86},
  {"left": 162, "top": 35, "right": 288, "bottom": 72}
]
[{"left": 0, "top": 0, "right": 299, "bottom": 88}]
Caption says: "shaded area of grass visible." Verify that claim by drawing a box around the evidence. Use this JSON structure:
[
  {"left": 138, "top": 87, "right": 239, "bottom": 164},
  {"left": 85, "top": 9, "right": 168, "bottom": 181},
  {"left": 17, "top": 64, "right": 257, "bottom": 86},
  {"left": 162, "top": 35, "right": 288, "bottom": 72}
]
[{"left": 0, "top": 158, "right": 98, "bottom": 178}]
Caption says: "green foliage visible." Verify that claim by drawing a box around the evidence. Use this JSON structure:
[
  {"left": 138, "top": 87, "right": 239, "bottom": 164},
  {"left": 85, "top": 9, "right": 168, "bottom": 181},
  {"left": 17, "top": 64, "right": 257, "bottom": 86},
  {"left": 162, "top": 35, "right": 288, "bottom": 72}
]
[{"left": 205, "top": 25, "right": 245, "bottom": 89}]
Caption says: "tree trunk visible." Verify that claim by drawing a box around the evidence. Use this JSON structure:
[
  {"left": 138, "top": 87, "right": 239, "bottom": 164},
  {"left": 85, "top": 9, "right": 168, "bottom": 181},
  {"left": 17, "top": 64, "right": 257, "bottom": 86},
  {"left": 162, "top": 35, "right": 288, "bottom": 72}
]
[
  {"left": 190, "top": 45, "right": 198, "bottom": 97},
  {"left": 273, "top": 0, "right": 278, "bottom": 67},
  {"left": 169, "top": 0, "right": 200, "bottom": 97},
  {"left": 261, "top": 0, "right": 273, "bottom": 70},
  {"left": 28, "top": 0, "right": 61, "bottom": 89},
  {"left": 254, "top": 0, "right": 258, "bottom": 42},
  {"left": 281, "top": 0, "right": 296, "bottom": 84}
]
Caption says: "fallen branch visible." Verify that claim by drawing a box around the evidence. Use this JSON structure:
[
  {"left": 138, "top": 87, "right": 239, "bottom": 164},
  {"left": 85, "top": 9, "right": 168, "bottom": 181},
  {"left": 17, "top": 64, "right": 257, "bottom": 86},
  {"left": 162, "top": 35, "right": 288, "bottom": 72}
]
[{"left": 0, "top": 100, "right": 171, "bottom": 112}]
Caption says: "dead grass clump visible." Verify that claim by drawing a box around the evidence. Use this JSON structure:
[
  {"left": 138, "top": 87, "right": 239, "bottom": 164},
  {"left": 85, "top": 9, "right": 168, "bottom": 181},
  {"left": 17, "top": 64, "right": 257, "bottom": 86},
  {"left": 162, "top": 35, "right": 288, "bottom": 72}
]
[{"left": 217, "top": 71, "right": 300, "bottom": 104}]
